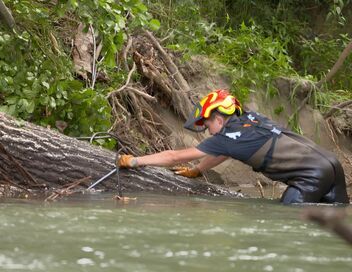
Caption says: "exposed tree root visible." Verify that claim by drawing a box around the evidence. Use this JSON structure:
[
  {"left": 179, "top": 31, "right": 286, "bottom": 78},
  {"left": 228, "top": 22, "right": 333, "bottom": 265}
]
[{"left": 106, "top": 32, "right": 196, "bottom": 155}]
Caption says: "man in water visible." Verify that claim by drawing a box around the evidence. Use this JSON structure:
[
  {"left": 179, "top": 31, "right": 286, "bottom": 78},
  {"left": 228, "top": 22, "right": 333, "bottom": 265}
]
[{"left": 117, "top": 89, "right": 350, "bottom": 204}]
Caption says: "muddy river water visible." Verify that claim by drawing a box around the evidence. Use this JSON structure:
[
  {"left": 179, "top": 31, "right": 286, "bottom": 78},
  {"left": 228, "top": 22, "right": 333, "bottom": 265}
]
[{"left": 0, "top": 193, "right": 351, "bottom": 272}]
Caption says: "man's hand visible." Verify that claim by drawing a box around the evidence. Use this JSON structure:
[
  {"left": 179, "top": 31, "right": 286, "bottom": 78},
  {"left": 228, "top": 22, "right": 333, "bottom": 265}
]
[
  {"left": 171, "top": 166, "right": 201, "bottom": 178},
  {"left": 117, "top": 155, "right": 138, "bottom": 168}
]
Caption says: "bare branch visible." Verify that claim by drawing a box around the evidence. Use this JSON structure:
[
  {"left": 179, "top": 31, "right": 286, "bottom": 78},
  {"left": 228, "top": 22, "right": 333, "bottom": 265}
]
[
  {"left": 317, "top": 40, "right": 352, "bottom": 88},
  {"left": 89, "top": 24, "right": 97, "bottom": 89},
  {"left": 324, "top": 100, "right": 352, "bottom": 118},
  {"left": 126, "top": 86, "right": 157, "bottom": 102},
  {"left": 107, "top": 62, "right": 136, "bottom": 98},
  {"left": 0, "top": 0, "right": 15, "bottom": 29}
]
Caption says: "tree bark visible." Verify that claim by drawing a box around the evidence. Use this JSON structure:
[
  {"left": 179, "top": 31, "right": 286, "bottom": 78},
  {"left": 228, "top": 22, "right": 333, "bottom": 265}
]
[
  {"left": 0, "top": 112, "right": 240, "bottom": 197},
  {"left": 0, "top": 0, "right": 15, "bottom": 29}
]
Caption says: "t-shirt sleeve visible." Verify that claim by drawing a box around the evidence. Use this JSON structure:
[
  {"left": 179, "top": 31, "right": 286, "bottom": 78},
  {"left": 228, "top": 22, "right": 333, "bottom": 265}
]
[
  {"left": 196, "top": 127, "right": 271, "bottom": 161},
  {"left": 196, "top": 134, "right": 231, "bottom": 157}
]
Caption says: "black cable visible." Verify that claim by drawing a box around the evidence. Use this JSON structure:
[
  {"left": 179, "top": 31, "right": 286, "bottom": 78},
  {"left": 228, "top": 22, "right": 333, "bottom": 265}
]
[{"left": 76, "top": 131, "right": 139, "bottom": 156}]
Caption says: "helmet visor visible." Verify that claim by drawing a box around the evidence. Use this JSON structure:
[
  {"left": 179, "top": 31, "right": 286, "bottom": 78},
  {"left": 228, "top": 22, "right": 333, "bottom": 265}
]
[{"left": 183, "top": 102, "right": 207, "bottom": 132}]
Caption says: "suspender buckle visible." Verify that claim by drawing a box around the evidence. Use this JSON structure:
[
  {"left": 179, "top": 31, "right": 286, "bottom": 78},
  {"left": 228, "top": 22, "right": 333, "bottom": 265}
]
[{"left": 271, "top": 127, "right": 281, "bottom": 135}]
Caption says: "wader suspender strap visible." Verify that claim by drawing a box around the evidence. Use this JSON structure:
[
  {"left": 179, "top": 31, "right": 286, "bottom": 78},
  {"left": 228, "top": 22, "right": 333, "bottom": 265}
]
[
  {"left": 223, "top": 114, "right": 282, "bottom": 172},
  {"left": 253, "top": 122, "right": 282, "bottom": 172},
  {"left": 253, "top": 121, "right": 282, "bottom": 172},
  {"left": 256, "top": 132, "right": 279, "bottom": 172}
]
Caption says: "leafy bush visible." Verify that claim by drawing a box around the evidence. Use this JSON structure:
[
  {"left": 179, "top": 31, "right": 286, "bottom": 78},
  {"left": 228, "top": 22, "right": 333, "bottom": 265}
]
[
  {"left": 0, "top": 0, "right": 158, "bottom": 142},
  {"left": 163, "top": 18, "right": 295, "bottom": 101}
]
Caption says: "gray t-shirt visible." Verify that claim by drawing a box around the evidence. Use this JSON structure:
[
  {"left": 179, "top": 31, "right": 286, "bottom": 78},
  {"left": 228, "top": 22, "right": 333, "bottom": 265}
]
[{"left": 196, "top": 112, "right": 272, "bottom": 162}]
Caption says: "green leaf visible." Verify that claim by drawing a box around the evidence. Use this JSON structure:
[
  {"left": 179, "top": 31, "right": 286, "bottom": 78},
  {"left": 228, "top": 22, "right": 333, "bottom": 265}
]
[
  {"left": 0, "top": 105, "right": 9, "bottom": 113},
  {"left": 4, "top": 76, "right": 13, "bottom": 85},
  {"left": 6, "top": 96, "right": 18, "bottom": 105},
  {"left": 135, "top": 2, "right": 148, "bottom": 13},
  {"left": 49, "top": 97, "right": 56, "bottom": 108},
  {"left": 19, "top": 98, "right": 29, "bottom": 111},
  {"left": 27, "top": 101, "right": 35, "bottom": 113},
  {"left": 149, "top": 19, "right": 160, "bottom": 31},
  {"left": 42, "top": 81, "right": 50, "bottom": 89},
  {"left": 69, "top": 0, "right": 78, "bottom": 8},
  {"left": 105, "top": 49, "right": 117, "bottom": 68},
  {"left": 23, "top": 88, "right": 37, "bottom": 98},
  {"left": 115, "top": 15, "right": 125, "bottom": 29},
  {"left": 8, "top": 105, "right": 17, "bottom": 115}
]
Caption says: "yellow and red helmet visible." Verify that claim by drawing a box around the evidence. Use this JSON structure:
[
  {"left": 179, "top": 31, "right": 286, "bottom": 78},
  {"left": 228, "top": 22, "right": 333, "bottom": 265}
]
[{"left": 184, "top": 89, "right": 243, "bottom": 132}]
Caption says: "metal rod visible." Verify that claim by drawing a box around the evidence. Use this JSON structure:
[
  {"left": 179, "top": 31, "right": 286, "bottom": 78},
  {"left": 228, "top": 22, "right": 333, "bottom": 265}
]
[
  {"left": 87, "top": 168, "right": 117, "bottom": 190},
  {"left": 116, "top": 165, "right": 122, "bottom": 197}
]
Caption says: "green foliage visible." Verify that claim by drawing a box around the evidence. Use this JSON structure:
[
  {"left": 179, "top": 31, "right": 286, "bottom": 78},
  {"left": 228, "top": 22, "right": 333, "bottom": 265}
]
[
  {"left": 299, "top": 34, "right": 352, "bottom": 90},
  {"left": 0, "top": 0, "right": 158, "bottom": 147},
  {"left": 274, "top": 105, "right": 284, "bottom": 116},
  {"left": 56, "top": 87, "right": 112, "bottom": 137},
  {"left": 149, "top": 1, "right": 298, "bottom": 101},
  {"left": 149, "top": 0, "right": 352, "bottom": 124},
  {"left": 0, "top": 29, "right": 70, "bottom": 117},
  {"left": 164, "top": 18, "right": 295, "bottom": 101},
  {"left": 55, "top": 0, "right": 158, "bottom": 67},
  {"left": 1, "top": 0, "right": 351, "bottom": 141},
  {"left": 0, "top": 27, "right": 112, "bottom": 136},
  {"left": 326, "top": 0, "right": 351, "bottom": 27},
  {"left": 213, "top": 22, "right": 294, "bottom": 100}
]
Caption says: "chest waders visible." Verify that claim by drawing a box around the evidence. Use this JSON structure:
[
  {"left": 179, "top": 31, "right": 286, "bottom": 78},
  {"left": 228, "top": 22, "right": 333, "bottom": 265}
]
[{"left": 223, "top": 113, "right": 349, "bottom": 204}]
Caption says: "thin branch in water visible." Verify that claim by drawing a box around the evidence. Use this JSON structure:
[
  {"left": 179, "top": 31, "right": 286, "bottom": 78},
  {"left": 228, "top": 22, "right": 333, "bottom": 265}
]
[
  {"left": 45, "top": 176, "right": 91, "bottom": 202},
  {"left": 271, "top": 181, "right": 278, "bottom": 199},
  {"left": 256, "top": 179, "right": 265, "bottom": 198},
  {"left": 0, "top": 142, "right": 39, "bottom": 185},
  {"left": 0, "top": 170, "right": 32, "bottom": 194}
]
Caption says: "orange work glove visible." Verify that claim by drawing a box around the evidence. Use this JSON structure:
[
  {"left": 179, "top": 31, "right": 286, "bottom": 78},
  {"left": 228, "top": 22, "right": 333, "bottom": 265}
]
[
  {"left": 117, "top": 155, "right": 138, "bottom": 168},
  {"left": 171, "top": 166, "right": 201, "bottom": 178}
]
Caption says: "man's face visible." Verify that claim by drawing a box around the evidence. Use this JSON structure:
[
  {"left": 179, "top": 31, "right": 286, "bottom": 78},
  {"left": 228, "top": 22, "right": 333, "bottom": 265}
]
[{"left": 204, "top": 115, "right": 225, "bottom": 135}]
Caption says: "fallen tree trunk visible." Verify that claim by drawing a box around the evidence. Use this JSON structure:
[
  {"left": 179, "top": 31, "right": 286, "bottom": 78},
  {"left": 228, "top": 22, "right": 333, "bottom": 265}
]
[{"left": 0, "top": 112, "right": 241, "bottom": 197}]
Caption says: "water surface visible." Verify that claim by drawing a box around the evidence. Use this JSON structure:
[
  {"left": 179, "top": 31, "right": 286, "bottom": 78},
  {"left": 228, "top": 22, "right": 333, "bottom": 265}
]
[{"left": 0, "top": 193, "right": 351, "bottom": 272}]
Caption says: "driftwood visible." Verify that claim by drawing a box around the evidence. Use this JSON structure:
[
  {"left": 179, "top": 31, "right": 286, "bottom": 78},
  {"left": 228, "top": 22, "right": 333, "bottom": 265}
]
[
  {"left": 302, "top": 207, "right": 352, "bottom": 246},
  {"left": 0, "top": 112, "right": 241, "bottom": 198}
]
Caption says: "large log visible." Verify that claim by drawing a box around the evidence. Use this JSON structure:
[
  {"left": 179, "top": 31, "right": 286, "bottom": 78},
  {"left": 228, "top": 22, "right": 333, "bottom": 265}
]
[{"left": 0, "top": 112, "right": 241, "bottom": 197}]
